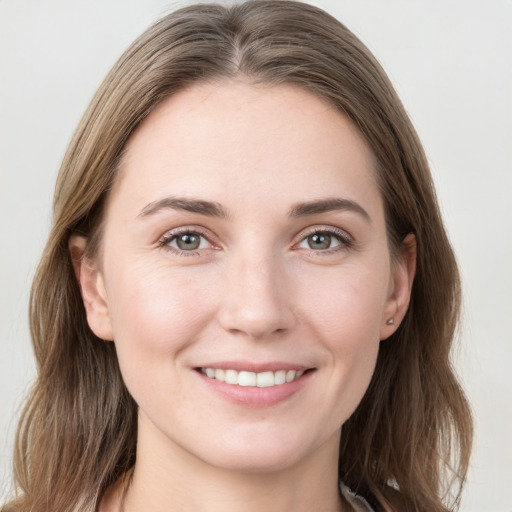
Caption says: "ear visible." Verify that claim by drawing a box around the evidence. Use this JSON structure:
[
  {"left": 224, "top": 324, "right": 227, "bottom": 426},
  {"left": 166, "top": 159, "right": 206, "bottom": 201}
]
[
  {"left": 69, "top": 234, "right": 114, "bottom": 341},
  {"left": 380, "top": 233, "right": 416, "bottom": 340}
]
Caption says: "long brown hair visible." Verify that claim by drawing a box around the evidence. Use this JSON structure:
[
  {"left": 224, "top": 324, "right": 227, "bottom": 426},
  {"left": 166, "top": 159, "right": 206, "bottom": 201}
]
[{"left": 4, "top": 2, "right": 472, "bottom": 511}]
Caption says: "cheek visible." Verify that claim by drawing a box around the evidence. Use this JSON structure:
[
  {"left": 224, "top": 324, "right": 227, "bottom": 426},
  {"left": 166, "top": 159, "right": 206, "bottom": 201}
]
[
  {"left": 298, "top": 263, "right": 387, "bottom": 410},
  {"left": 300, "top": 261, "right": 388, "bottom": 340},
  {"left": 104, "top": 259, "right": 217, "bottom": 390},
  {"left": 108, "top": 258, "right": 216, "bottom": 338}
]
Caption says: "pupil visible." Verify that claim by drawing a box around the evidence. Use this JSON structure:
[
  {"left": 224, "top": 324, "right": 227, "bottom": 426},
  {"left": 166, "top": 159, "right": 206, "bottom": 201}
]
[
  {"left": 177, "top": 234, "right": 199, "bottom": 250},
  {"left": 309, "top": 233, "right": 331, "bottom": 250}
]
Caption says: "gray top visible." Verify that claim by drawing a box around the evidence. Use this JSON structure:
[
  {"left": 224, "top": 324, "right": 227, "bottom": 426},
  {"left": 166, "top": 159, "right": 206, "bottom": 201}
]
[{"left": 340, "top": 481, "right": 376, "bottom": 512}]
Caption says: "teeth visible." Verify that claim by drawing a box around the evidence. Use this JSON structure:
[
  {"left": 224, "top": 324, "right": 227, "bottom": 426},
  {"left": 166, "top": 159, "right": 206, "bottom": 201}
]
[
  {"left": 201, "top": 368, "right": 306, "bottom": 387},
  {"left": 238, "top": 371, "right": 256, "bottom": 387},
  {"left": 256, "top": 371, "right": 274, "bottom": 387},
  {"left": 274, "top": 370, "right": 286, "bottom": 385},
  {"left": 225, "top": 369, "right": 238, "bottom": 385}
]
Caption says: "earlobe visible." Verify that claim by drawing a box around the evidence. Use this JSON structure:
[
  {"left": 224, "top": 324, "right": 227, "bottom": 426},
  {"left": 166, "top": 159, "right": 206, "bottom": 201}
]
[
  {"left": 380, "top": 233, "right": 416, "bottom": 340},
  {"left": 69, "top": 234, "right": 114, "bottom": 341}
]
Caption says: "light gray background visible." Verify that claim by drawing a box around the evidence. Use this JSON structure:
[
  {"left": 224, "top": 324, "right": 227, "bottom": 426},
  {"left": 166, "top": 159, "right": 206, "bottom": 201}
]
[{"left": 1, "top": 1, "right": 511, "bottom": 510}]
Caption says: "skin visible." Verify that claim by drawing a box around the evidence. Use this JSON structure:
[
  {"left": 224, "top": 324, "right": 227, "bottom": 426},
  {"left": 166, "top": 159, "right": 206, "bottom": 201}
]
[{"left": 70, "top": 81, "right": 415, "bottom": 512}]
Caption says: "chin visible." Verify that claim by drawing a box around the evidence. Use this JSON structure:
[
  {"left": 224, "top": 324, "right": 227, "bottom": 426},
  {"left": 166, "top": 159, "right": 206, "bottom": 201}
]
[
  {"left": 203, "top": 447, "right": 306, "bottom": 474},
  {"left": 192, "top": 426, "right": 336, "bottom": 475}
]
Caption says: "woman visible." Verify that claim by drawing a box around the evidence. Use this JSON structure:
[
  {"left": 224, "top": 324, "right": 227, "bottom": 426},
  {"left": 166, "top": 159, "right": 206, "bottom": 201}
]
[{"left": 3, "top": 1, "right": 472, "bottom": 511}]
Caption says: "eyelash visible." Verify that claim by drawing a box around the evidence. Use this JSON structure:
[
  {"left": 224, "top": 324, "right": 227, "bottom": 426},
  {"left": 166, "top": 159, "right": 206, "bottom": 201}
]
[
  {"left": 295, "top": 226, "right": 354, "bottom": 255},
  {"left": 158, "top": 226, "right": 354, "bottom": 257},
  {"left": 159, "top": 227, "right": 217, "bottom": 257}
]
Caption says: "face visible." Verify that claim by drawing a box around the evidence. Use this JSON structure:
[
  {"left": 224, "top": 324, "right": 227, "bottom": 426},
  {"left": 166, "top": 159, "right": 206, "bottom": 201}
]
[{"left": 75, "top": 81, "right": 413, "bottom": 474}]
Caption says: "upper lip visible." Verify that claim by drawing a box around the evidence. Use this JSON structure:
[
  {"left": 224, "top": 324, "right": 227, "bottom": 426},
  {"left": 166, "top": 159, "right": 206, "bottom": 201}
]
[{"left": 194, "top": 361, "right": 313, "bottom": 373}]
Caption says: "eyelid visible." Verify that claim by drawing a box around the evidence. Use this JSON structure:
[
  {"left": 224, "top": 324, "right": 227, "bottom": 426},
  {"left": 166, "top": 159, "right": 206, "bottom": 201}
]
[
  {"left": 293, "top": 225, "right": 355, "bottom": 251},
  {"left": 158, "top": 224, "right": 355, "bottom": 257},
  {"left": 159, "top": 226, "right": 220, "bottom": 256}
]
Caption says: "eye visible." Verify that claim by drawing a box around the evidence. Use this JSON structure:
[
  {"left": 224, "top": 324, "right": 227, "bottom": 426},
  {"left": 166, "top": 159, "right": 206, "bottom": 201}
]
[
  {"left": 296, "top": 229, "right": 352, "bottom": 252},
  {"left": 163, "top": 231, "right": 211, "bottom": 252},
  {"left": 299, "top": 232, "right": 341, "bottom": 250}
]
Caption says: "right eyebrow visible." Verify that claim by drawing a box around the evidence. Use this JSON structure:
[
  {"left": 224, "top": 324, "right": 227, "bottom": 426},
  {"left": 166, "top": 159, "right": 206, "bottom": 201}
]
[{"left": 138, "top": 196, "right": 229, "bottom": 219}]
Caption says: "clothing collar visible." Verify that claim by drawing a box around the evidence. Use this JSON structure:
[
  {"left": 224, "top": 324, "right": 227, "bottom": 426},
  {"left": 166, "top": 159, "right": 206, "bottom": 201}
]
[{"left": 340, "top": 481, "right": 376, "bottom": 512}]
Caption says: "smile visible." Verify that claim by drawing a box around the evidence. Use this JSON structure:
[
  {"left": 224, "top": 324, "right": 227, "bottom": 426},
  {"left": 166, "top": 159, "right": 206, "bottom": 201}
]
[{"left": 200, "top": 368, "right": 305, "bottom": 387}]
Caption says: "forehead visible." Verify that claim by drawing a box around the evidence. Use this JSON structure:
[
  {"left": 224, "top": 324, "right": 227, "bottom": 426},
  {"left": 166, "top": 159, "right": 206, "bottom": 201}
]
[{"left": 110, "top": 80, "right": 381, "bottom": 217}]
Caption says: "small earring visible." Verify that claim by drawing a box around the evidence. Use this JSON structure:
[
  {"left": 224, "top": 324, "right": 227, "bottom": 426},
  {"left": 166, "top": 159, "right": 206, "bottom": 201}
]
[{"left": 386, "top": 318, "right": 394, "bottom": 325}]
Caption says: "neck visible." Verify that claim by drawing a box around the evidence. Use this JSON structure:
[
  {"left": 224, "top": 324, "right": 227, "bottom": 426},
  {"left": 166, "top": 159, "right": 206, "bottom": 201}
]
[{"left": 118, "top": 414, "right": 347, "bottom": 512}]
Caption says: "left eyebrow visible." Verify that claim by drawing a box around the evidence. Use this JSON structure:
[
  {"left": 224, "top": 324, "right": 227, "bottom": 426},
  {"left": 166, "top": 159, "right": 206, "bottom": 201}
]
[{"left": 289, "top": 198, "right": 371, "bottom": 224}]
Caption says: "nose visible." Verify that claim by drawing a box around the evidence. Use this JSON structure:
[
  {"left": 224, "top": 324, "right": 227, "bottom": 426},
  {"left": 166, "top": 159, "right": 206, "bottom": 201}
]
[{"left": 217, "top": 251, "right": 296, "bottom": 340}]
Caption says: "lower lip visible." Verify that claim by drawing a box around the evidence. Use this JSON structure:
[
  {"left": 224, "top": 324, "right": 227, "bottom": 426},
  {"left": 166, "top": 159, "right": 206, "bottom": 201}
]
[{"left": 195, "top": 370, "right": 314, "bottom": 408}]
